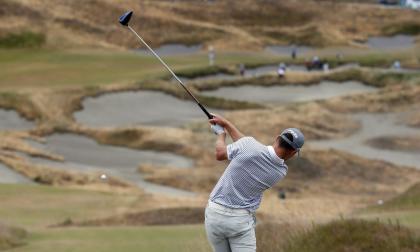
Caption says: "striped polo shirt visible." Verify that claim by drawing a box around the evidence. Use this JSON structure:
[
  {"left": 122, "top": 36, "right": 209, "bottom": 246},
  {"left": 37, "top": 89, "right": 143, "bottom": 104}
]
[{"left": 209, "top": 136, "right": 288, "bottom": 212}]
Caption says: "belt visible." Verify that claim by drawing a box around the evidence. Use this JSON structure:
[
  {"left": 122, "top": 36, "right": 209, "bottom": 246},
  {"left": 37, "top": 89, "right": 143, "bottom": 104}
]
[{"left": 207, "top": 201, "right": 252, "bottom": 215}]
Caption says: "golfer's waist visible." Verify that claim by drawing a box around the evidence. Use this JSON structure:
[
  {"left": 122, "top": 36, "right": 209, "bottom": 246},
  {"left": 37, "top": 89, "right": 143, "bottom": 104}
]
[{"left": 207, "top": 201, "right": 253, "bottom": 215}]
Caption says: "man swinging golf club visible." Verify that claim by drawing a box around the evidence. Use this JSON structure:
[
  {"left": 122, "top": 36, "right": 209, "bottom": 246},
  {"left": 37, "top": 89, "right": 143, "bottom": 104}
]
[
  {"left": 118, "top": 11, "right": 304, "bottom": 252},
  {"left": 206, "top": 114, "right": 304, "bottom": 252}
]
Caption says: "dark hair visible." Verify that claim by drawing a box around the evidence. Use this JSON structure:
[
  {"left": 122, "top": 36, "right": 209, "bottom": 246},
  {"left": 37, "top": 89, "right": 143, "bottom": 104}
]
[{"left": 279, "top": 133, "right": 294, "bottom": 151}]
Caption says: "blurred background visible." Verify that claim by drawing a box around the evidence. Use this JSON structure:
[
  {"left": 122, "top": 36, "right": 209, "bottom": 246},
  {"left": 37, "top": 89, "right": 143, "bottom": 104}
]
[{"left": 0, "top": 0, "right": 419, "bottom": 251}]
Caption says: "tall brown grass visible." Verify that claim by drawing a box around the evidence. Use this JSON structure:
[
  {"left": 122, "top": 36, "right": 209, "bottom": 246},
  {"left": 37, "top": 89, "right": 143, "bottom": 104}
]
[{"left": 257, "top": 219, "right": 420, "bottom": 252}]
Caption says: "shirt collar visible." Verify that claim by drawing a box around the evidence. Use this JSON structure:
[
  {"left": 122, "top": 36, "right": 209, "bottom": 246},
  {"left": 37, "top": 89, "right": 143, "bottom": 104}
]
[{"left": 267, "top": 146, "right": 285, "bottom": 165}]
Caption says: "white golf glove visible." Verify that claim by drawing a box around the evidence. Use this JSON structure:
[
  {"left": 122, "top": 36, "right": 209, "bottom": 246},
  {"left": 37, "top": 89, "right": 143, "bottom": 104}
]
[{"left": 211, "top": 124, "right": 225, "bottom": 135}]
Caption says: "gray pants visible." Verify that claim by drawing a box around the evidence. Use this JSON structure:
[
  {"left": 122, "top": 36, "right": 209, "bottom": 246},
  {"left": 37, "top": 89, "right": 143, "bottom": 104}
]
[{"left": 205, "top": 206, "right": 256, "bottom": 252}]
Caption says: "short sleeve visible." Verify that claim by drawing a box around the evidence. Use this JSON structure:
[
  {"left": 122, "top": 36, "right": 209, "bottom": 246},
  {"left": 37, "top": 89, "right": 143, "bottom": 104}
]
[{"left": 226, "top": 137, "right": 253, "bottom": 160}]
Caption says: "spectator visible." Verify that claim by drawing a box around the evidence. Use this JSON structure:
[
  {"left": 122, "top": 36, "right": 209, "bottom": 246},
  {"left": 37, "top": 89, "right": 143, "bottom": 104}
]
[
  {"left": 208, "top": 46, "right": 215, "bottom": 66},
  {"left": 239, "top": 63, "right": 246, "bottom": 76},
  {"left": 392, "top": 60, "right": 401, "bottom": 70},
  {"left": 278, "top": 63, "right": 286, "bottom": 78},
  {"left": 291, "top": 47, "right": 297, "bottom": 59}
]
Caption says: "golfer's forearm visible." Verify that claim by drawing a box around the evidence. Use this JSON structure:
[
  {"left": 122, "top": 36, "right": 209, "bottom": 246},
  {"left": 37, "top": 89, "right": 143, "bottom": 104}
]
[
  {"left": 224, "top": 121, "right": 244, "bottom": 142},
  {"left": 215, "top": 134, "right": 227, "bottom": 161}
]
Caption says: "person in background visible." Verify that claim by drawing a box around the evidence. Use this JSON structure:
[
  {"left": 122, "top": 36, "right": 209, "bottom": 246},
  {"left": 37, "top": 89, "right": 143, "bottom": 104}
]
[
  {"left": 291, "top": 47, "right": 297, "bottom": 59},
  {"left": 392, "top": 60, "right": 401, "bottom": 70},
  {"left": 239, "top": 63, "right": 246, "bottom": 76},
  {"left": 278, "top": 63, "right": 286, "bottom": 78},
  {"left": 208, "top": 46, "right": 215, "bottom": 66},
  {"left": 305, "top": 58, "right": 311, "bottom": 71},
  {"left": 323, "top": 62, "right": 330, "bottom": 72}
]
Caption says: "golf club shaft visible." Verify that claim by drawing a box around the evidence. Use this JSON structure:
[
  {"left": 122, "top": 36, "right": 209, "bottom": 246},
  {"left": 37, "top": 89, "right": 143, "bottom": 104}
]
[{"left": 127, "top": 25, "right": 213, "bottom": 119}]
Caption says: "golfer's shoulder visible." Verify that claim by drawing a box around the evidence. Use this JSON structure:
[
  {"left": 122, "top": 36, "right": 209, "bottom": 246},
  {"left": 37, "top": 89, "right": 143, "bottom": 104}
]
[
  {"left": 237, "top": 136, "right": 257, "bottom": 144},
  {"left": 235, "top": 136, "right": 263, "bottom": 150}
]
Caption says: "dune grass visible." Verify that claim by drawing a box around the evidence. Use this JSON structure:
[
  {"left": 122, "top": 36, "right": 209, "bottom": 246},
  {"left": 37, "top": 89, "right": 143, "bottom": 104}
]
[
  {"left": 0, "top": 224, "right": 27, "bottom": 250},
  {"left": 282, "top": 219, "right": 420, "bottom": 252},
  {"left": 0, "top": 31, "right": 45, "bottom": 49},
  {"left": 257, "top": 218, "right": 420, "bottom": 252},
  {"left": 382, "top": 21, "right": 420, "bottom": 36}
]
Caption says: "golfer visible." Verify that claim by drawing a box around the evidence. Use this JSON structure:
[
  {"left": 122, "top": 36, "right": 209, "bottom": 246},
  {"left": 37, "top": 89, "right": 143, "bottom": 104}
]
[{"left": 206, "top": 114, "right": 304, "bottom": 252}]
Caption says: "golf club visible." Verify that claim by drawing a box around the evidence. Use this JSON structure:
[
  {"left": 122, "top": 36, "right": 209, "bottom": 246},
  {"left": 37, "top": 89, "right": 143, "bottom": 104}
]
[{"left": 118, "top": 11, "right": 223, "bottom": 134}]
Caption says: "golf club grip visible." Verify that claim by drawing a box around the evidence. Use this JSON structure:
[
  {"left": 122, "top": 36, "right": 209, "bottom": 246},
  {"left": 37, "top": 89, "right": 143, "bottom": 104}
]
[{"left": 198, "top": 103, "right": 213, "bottom": 119}]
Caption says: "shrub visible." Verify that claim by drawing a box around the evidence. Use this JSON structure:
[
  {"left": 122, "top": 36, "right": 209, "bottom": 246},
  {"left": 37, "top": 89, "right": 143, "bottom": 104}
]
[
  {"left": 283, "top": 219, "right": 420, "bottom": 252},
  {"left": 382, "top": 22, "right": 420, "bottom": 36},
  {"left": 0, "top": 223, "right": 27, "bottom": 250},
  {"left": 0, "top": 31, "right": 45, "bottom": 48}
]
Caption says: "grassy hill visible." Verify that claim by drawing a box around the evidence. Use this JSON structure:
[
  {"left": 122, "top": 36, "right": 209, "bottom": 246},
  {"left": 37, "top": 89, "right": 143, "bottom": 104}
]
[
  {"left": 1, "top": 0, "right": 419, "bottom": 50},
  {"left": 361, "top": 182, "right": 420, "bottom": 213},
  {"left": 358, "top": 182, "right": 420, "bottom": 229}
]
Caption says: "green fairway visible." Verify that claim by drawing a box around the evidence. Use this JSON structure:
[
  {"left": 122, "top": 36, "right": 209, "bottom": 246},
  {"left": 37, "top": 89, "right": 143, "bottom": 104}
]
[
  {"left": 0, "top": 48, "right": 418, "bottom": 91},
  {"left": 358, "top": 211, "right": 420, "bottom": 229},
  {"left": 11, "top": 226, "right": 210, "bottom": 252},
  {"left": 356, "top": 183, "right": 420, "bottom": 230},
  {"left": 0, "top": 49, "right": 279, "bottom": 90},
  {"left": 0, "top": 184, "right": 146, "bottom": 228},
  {"left": 0, "top": 184, "right": 210, "bottom": 251}
]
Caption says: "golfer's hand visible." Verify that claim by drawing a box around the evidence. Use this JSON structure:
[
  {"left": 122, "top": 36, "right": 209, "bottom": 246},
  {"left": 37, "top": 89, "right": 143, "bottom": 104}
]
[
  {"left": 209, "top": 114, "right": 228, "bottom": 127},
  {"left": 210, "top": 124, "right": 225, "bottom": 135}
]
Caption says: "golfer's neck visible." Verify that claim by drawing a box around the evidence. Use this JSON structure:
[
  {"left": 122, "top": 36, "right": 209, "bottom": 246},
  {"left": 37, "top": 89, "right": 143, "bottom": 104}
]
[{"left": 273, "top": 145, "right": 287, "bottom": 160}]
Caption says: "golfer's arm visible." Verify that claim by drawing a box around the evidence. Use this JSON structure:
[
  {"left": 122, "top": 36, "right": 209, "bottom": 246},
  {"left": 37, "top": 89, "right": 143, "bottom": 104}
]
[
  {"left": 215, "top": 134, "right": 228, "bottom": 161},
  {"left": 224, "top": 121, "right": 244, "bottom": 142}
]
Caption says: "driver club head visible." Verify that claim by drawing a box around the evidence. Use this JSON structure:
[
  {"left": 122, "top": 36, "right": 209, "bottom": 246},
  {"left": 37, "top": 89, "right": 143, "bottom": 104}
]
[{"left": 119, "top": 11, "right": 133, "bottom": 26}]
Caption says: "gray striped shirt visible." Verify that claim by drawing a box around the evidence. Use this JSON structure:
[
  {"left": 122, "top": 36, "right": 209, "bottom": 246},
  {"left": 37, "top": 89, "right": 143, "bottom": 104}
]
[{"left": 209, "top": 137, "right": 288, "bottom": 211}]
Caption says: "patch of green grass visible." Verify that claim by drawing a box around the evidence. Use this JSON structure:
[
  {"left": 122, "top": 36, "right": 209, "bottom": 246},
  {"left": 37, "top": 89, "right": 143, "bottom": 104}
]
[
  {"left": 356, "top": 183, "right": 420, "bottom": 229},
  {"left": 0, "top": 32, "right": 45, "bottom": 49},
  {"left": 0, "top": 48, "right": 417, "bottom": 91},
  {"left": 0, "top": 184, "right": 145, "bottom": 228},
  {"left": 0, "top": 49, "right": 279, "bottom": 89},
  {"left": 11, "top": 226, "right": 209, "bottom": 252},
  {"left": 283, "top": 219, "right": 420, "bottom": 252},
  {"left": 365, "top": 183, "right": 420, "bottom": 213},
  {"left": 383, "top": 183, "right": 420, "bottom": 209},
  {"left": 359, "top": 211, "right": 420, "bottom": 229}
]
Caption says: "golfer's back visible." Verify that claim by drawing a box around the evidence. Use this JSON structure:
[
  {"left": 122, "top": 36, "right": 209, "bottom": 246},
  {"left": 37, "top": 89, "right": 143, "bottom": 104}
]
[{"left": 209, "top": 137, "right": 288, "bottom": 212}]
